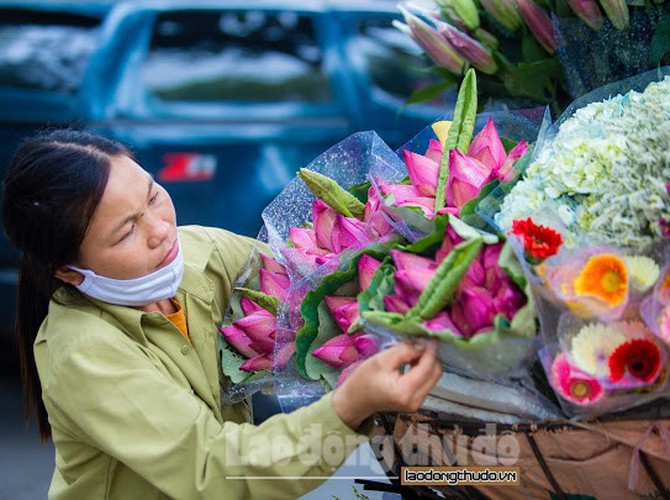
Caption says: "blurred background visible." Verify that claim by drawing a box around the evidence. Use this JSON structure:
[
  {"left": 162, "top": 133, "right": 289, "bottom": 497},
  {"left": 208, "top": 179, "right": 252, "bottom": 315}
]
[{"left": 0, "top": 0, "right": 447, "bottom": 498}]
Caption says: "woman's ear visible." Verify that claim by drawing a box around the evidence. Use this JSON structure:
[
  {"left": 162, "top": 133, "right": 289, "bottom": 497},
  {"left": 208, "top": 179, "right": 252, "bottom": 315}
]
[{"left": 55, "top": 266, "right": 84, "bottom": 286}]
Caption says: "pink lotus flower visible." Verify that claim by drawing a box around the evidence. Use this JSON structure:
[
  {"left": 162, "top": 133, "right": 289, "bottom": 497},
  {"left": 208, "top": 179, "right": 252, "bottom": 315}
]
[
  {"left": 312, "top": 334, "right": 361, "bottom": 369},
  {"left": 382, "top": 249, "right": 438, "bottom": 312},
  {"left": 436, "top": 226, "right": 465, "bottom": 261},
  {"left": 446, "top": 149, "right": 495, "bottom": 208},
  {"left": 404, "top": 149, "right": 440, "bottom": 197},
  {"left": 363, "top": 187, "right": 393, "bottom": 238},
  {"left": 234, "top": 310, "right": 276, "bottom": 354},
  {"left": 358, "top": 254, "right": 382, "bottom": 291},
  {"left": 313, "top": 200, "right": 339, "bottom": 252},
  {"left": 240, "top": 354, "right": 273, "bottom": 372},
  {"left": 551, "top": 353, "right": 604, "bottom": 405},
  {"left": 324, "top": 296, "right": 359, "bottom": 333},
  {"left": 331, "top": 215, "right": 371, "bottom": 253},
  {"left": 240, "top": 296, "right": 264, "bottom": 316},
  {"left": 424, "top": 311, "right": 463, "bottom": 335},
  {"left": 467, "top": 119, "right": 528, "bottom": 183},
  {"left": 380, "top": 183, "right": 436, "bottom": 218},
  {"left": 220, "top": 324, "right": 263, "bottom": 359},
  {"left": 493, "top": 284, "right": 527, "bottom": 321},
  {"left": 353, "top": 333, "right": 381, "bottom": 358},
  {"left": 259, "top": 269, "right": 290, "bottom": 300},
  {"left": 260, "top": 253, "right": 286, "bottom": 274},
  {"left": 274, "top": 342, "right": 296, "bottom": 371},
  {"left": 382, "top": 119, "right": 528, "bottom": 220},
  {"left": 451, "top": 287, "right": 497, "bottom": 336}
]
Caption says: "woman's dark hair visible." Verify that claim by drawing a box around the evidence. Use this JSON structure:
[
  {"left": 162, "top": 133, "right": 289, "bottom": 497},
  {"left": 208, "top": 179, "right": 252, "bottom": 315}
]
[{"left": 1, "top": 129, "right": 131, "bottom": 441}]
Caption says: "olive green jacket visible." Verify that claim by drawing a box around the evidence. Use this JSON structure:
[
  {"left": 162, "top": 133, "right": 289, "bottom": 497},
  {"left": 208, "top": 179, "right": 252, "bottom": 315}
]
[{"left": 34, "top": 225, "right": 369, "bottom": 499}]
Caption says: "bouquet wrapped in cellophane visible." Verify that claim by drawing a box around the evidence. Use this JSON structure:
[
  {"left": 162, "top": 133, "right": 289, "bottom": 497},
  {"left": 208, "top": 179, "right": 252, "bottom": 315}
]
[
  {"left": 219, "top": 69, "right": 563, "bottom": 421},
  {"left": 487, "top": 68, "right": 670, "bottom": 417}
]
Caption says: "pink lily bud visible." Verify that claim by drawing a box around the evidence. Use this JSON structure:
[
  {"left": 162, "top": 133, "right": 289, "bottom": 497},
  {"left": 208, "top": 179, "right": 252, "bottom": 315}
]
[
  {"left": 324, "top": 296, "right": 359, "bottom": 333},
  {"left": 391, "top": 249, "right": 436, "bottom": 273},
  {"left": 358, "top": 254, "right": 383, "bottom": 291},
  {"left": 468, "top": 119, "right": 507, "bottom": 171},
  {"left": 497, "top": 141, "right": 528, "bottom": 183},
  {"left": 598, "top": 0, "right": 629, "bottom": 30},
  {"left": 312, "top": 334, "right": 361, "bottom": 369},
  {"left": 220, "top": 324, "right": 262, "bottom": 359},
  {"left": 398, "top": 5, "right": 466, "bottom": 74},
  {"left": 259, "top": 268, "right": 290, "bottom": 300},
  {"left": 446, "top": 149, "right": 495, "bottom": 208},
  {"left": 240, "top": 354, "right": 273, "bottom": 372},
  {"left": 240, "top": 296, "right": 264, "bottom": 316},
  {"left": 353, "top": 333, "right": 381, "bottom": 358},
  {"left": 566, "top": 0, "right": 603, "bottom": 29},
  {"left": 515, "top": 0, "right": 558, "bottom": 53},
  {"left": 234, "top": 311, "right": 276, "bottom": 354},
  {"left": 451, "top": 287, "right": 496, "bottom": 336},
  {"left": 424, "top": 311, "right": 463, "bottom": 335},
  {"left": 438, "top": 23, "right": 499, "bottom": 75},
  {"left": 403, "top": 149, "right": 440, "bottom": 197},
  {"left": 312, "top": 200, "right": 338, "bottom": 252},
  {"left": 260, "top": 253, "right": 286, "bottom": 275},
  {"left": 480, "top": 0, "right": 523, "bottom": 31}
]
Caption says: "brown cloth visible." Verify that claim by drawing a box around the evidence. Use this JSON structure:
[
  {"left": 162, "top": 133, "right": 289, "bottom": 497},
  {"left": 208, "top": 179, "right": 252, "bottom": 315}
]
[{"left": 381, "top": 413, "right": 670, "bottom": 499}]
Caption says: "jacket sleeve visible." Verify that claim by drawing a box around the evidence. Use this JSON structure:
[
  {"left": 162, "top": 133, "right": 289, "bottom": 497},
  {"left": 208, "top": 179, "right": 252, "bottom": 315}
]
[{"left": 43, "top": 319, "right": 370, "bottom": 500}]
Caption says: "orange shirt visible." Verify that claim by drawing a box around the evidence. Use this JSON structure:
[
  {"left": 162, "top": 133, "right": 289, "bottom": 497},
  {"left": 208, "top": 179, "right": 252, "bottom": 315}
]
[{"left": 166, "top": 299, "right": 189, "bottom": 340}]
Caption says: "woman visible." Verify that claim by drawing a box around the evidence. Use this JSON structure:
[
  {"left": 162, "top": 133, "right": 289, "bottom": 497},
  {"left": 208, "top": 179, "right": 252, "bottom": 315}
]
[{"left": 2, "top": 130, "right": 443, "bottom": 499}]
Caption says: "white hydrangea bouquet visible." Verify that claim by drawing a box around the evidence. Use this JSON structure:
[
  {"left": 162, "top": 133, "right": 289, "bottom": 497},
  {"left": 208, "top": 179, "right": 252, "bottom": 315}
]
[
  {"left": 496, "top": 73, "right": 670, "bottom": 249},
  {"left": 488, "top": 69, "right": 670, "bottom": 416}
]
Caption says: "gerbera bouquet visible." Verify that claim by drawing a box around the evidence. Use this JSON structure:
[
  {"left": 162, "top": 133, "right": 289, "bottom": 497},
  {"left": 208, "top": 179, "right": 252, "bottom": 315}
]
[{"left": 496, "top": 70, "right": 670, "bottom": 415}]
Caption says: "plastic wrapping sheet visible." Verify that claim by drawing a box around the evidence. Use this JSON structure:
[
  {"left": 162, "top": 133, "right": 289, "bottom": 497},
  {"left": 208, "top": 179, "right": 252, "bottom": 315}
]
[{"left": 554, "top": 5, "right": 670, "bottom": 99}]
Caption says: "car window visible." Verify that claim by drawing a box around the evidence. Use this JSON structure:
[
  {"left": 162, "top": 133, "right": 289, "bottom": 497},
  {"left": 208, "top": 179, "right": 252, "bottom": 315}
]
[
  {"left": 0, "top": 9, "right": 101, "bottom": 93},
  {"left": 352, "top": 18, "right": 439, "bottom": 103},
  {"left": 141, "top": 10, "right": 332, "bottom": 104}
]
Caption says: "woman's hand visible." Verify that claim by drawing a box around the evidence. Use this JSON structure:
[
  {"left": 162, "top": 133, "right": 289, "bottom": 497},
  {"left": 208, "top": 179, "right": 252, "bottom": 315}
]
[{"left": 331, "top": 341, "right": 443, "bottom": 430}]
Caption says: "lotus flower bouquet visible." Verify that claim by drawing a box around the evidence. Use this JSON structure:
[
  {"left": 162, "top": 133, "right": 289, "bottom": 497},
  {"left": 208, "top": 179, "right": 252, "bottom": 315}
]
[
  {"left": 218, "top": 249, "right": 296, "bottom": 402},
  {"left": 372, "top": 69, "right": 536, "bottom": 240}
]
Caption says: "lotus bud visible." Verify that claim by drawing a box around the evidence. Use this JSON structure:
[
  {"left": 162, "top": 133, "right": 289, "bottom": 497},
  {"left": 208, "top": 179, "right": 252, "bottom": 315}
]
[
  {"left": 312, "top": 334, "right": 360, "bottom": 369},
  {"left": 220, "top": 324, "right": 261, "bottom": 359},
  {"left": 358, "top": 254, "right": 383, "bottom": 292},
  {"left": 240, "top": 354, "right": 273, "bottom": 372}
]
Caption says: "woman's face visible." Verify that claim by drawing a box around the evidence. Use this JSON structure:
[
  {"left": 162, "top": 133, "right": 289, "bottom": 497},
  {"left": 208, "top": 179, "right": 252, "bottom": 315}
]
[{"left": 72, "top": 154, "right": 178, "bottom": 280}]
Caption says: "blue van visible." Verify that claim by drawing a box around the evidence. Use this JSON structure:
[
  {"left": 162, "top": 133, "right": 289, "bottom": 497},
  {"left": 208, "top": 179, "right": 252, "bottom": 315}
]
[{"left": 0, "top": 0, "right": 446, "bottom": 335}]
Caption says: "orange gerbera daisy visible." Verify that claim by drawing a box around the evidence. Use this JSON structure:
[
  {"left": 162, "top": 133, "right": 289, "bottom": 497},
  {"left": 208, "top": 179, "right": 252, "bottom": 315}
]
[{"left": 573, "top": 254, "right": 628, "bottom": 307}]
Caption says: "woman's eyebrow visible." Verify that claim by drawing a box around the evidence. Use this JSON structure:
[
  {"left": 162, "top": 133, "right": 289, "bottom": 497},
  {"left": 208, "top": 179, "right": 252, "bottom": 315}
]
[{"left": 108, "top": 177, "right": 154, "bottom": 238}]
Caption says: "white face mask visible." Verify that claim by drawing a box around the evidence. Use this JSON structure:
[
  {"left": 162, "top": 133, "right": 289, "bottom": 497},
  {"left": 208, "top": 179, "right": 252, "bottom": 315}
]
[{"left": 69, "top": 240, "right": 184, "bottom": 307}]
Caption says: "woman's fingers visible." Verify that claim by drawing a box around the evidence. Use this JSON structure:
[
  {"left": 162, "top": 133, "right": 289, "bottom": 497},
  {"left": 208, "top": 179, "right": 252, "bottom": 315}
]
[{"left": 379, "top": 342, "right": 424, "bottom": 371}]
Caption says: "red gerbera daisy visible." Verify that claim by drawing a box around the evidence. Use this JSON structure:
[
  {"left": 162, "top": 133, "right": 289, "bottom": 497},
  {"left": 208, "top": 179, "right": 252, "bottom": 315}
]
[
  {"left": 608, "top": 339, "right": 662, "bottom": 383},
  {"left": 511, "top": 218, "right": 563, "bottom": 262}
]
